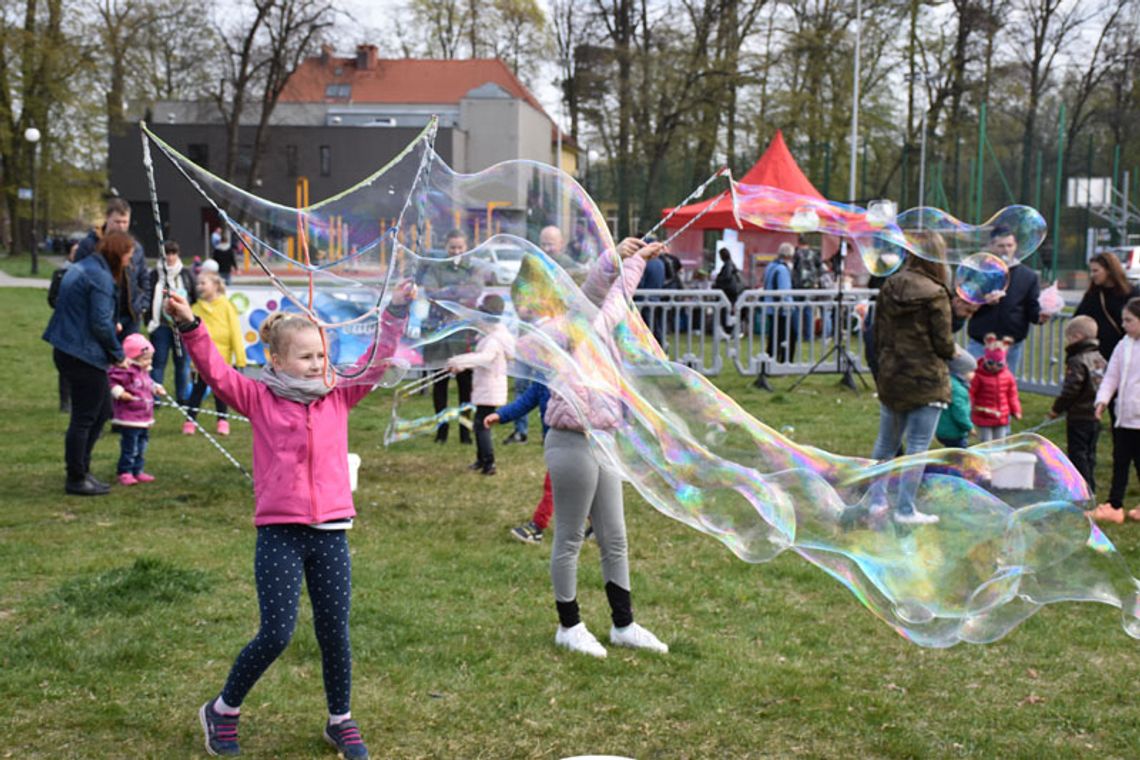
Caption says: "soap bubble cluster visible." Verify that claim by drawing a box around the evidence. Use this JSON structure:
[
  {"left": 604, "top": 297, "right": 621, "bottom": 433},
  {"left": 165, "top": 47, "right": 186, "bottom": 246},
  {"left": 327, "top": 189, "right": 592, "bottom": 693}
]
[{"left": 142, "top": 119, "right": 1139, "bottom": 647}]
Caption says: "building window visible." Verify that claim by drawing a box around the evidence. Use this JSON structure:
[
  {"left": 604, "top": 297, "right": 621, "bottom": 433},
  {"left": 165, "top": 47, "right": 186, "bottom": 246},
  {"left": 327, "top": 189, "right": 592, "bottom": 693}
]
[
  {"left": 285, "top": 144, "right": 298, "bottom": 178},
  {"left": 324, "top": 83, "right": 351, "bottom": 99},
  {"left": 188, "top": 143, "right": 208, "bottom": 169},
  {"left": 237, "top": 144, "right": 254, "bottom": 177},
  {"left": 319, "top": 145, "right": 331, "bottom": 176}
]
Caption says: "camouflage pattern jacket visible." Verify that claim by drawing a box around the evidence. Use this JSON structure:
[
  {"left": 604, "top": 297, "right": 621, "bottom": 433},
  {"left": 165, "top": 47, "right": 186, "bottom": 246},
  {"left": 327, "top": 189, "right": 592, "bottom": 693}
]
[{"left": 874, "top": 268, "right": 956, "bottom": 412}]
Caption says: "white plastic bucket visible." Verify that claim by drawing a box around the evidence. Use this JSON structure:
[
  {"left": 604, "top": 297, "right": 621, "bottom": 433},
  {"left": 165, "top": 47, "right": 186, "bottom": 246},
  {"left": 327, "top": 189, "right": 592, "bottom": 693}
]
[
  {"left": 347, "top": 453, "right": 361, "bottom": 492},
  {"left": 990, "top": 452, "right": 1036, "bottom": 489}
]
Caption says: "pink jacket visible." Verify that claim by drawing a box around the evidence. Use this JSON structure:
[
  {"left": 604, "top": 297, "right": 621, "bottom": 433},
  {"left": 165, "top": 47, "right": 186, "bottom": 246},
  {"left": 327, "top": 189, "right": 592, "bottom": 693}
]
[
  {"left": 448, "top": 324, "right": 515, "bottom": 406},
  {"left": 1096, "top": 336, "right": 1140, "bottom": 429},
  {"left": 182, "top": 309, "right": 406, "bottom": 526},
  {"left": 543, "top": 254, "right": 645, "bottom": 432},
  {"left": 108, "top": 364, "right": 158, "bottom": 428}
]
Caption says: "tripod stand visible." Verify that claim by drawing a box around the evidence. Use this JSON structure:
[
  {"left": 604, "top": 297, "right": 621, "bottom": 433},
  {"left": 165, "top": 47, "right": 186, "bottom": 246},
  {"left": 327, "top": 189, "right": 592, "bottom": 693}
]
[{"left": 787, "top": 240, "right": 869, "bottom": 392}]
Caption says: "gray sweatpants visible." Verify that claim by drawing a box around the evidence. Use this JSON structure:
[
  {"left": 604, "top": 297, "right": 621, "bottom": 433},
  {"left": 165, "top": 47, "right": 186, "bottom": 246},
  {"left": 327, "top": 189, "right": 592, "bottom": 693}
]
[{"left": 545, "top": 428, "right": 631, "bottom": 602}]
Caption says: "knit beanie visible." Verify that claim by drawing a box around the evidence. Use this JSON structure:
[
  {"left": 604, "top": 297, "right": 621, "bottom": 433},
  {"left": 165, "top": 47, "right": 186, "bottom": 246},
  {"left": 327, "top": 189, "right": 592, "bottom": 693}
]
[{"left": 948, "top": 350, "right": 977, "bottom": 380}]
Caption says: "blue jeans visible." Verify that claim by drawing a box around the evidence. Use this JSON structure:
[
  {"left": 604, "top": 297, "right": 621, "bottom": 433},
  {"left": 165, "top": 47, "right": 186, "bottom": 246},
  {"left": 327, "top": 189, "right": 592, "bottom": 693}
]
[
  {"left": 968, "top": 338, "right": 1024, "bottom": 378},
  {"left": 870, "top": 404, "right": 942, "bottom": 515},
  {"left": 150, "top": 324, "right": 192, "bottom": 403},
  {"left": 512, "top": 377, "right": 530, "bottom": 436},
  {"left": 117, "top": 427, "right": 149, "bottom": 475}
]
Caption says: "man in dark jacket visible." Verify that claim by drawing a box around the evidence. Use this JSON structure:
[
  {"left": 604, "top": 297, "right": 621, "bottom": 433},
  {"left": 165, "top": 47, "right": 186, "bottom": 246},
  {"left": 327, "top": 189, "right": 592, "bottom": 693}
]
[
  {"left": 74, "top": 197, "right": 149, "bottom": 337},
  {"left": 965, "top": 226, "right": 1046, "bottom": 376}
]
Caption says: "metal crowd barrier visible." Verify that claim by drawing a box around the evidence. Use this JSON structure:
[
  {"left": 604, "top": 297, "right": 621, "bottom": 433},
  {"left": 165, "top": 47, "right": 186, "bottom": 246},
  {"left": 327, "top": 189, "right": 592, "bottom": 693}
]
[
  {"left": 632, "top": 289, "right": 732, "bottom": 375},
  {"left": 632, "top": 287, "right": 1071, "bottom": 396}
]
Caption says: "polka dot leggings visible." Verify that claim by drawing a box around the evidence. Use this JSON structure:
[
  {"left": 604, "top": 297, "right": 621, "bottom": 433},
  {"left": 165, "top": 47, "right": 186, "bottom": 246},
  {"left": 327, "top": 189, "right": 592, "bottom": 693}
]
[{"left": 220, "top": 525, "right": 353, "bottom": 714}]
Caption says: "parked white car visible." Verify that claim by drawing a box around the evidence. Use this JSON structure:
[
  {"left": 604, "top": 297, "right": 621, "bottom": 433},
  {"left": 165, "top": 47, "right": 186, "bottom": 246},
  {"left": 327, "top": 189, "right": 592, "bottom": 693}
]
[
  {"left": 471, "top": 242, "right": 527, "bottom": 285},
  {"left": 1117, "top": 247, "right": 1140, "bottom": 285}
]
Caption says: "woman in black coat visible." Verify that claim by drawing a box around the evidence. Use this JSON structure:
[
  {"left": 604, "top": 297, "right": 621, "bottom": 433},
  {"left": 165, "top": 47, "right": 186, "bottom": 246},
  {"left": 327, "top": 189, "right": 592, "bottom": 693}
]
[{"left": 1074, "top": 253, "right": 1140, "bottom": 361}]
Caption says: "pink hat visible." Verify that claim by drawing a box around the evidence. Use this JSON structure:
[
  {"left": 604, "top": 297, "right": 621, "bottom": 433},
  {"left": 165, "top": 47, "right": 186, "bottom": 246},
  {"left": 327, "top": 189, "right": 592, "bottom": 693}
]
[{"left": 122, "top": 333, "right": 154, "bottom": 360}]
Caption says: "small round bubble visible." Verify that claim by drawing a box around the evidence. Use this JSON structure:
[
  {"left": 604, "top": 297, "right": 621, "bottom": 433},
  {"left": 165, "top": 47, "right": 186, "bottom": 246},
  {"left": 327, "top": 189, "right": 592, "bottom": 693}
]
[{"left": 955, "top": 252, "right": 1010, "bottom": 305}]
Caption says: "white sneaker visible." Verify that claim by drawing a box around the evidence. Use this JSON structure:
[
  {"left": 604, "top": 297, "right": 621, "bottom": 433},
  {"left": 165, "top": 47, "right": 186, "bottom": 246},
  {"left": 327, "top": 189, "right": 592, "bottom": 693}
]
[
  {"left": 555, "top": 623, "right": 607, "bottom": 658},
  {"left": 609, "top": 622, "right": 669, "bottom": 653},
  {"left": 893, "top": 509, "right": 940, "bottom": 525}
]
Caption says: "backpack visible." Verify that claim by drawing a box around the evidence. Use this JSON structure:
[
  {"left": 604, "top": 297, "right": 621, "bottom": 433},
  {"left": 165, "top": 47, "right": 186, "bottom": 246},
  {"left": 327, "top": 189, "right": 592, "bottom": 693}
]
[
  {"left": 47, "top": 267, "right": 68, "bottom": 308},
  {"left": 660, "top": 253, "right": 683, "bottom": 289}
]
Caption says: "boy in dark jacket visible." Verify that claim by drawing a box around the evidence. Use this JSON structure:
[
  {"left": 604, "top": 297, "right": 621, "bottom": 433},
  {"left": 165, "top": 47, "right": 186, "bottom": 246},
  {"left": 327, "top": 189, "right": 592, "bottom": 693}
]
[{"left": 1048, "top": 316, "right": 1107, "bottom": 492}]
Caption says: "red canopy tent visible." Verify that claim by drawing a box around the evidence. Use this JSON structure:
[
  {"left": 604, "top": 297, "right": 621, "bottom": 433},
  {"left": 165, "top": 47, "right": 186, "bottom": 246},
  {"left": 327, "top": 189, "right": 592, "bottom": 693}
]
[{"left": 662, "top": 129, "right": 838, "bottom": 286}]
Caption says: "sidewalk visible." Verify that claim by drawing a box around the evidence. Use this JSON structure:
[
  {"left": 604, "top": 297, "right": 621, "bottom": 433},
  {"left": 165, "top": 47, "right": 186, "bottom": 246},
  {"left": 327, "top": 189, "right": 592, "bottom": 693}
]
[
  {"left": 0, "top": 255, "right": 64, "bottom": 288},
  {"left": 0, "top": 269, "right": 50, "bottom": 289}
]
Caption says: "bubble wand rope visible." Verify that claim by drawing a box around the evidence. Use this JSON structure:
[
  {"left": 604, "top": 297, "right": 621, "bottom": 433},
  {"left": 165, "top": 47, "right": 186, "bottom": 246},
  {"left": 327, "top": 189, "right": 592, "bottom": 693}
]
[
  {"left": 166, "top": 399, "right": 253, "bottom": 482},
  {"left": 1020, "top": 415, "right": 1066, "bottom": 435},
  {"left": 641, "top": 167, "right": 734, "bottom": 245},
  {"left": 140, "top": 125, "right": 182, "bottom": 360},
  {"left": 156, "top": 398, "right": 249, "bottom": 422}
]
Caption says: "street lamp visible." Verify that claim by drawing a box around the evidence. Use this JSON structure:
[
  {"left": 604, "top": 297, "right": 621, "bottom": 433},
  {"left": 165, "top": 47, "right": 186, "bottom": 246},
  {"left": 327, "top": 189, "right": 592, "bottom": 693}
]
[{"left": 24, "top": 126, "right": 41, "bottom": 274}]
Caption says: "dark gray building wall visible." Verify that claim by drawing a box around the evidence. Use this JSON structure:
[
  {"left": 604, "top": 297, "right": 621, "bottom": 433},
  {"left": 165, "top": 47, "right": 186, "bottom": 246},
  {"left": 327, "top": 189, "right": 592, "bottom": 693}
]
[{"left": 110, "top": 123, "right": 452, "bottom": 258}]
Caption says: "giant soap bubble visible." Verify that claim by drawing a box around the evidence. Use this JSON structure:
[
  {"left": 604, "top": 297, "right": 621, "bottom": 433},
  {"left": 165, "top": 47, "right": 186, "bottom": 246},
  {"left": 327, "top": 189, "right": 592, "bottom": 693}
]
[{"left": 142, "top": 119, "right": 1140, "bottom": 647}]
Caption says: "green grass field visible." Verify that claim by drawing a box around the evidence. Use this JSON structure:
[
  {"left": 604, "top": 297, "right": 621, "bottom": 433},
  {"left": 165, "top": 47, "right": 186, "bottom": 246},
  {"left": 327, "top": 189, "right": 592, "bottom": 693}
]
[{"left": 3, "top": 286, "right": 1139, "bottom": 759}]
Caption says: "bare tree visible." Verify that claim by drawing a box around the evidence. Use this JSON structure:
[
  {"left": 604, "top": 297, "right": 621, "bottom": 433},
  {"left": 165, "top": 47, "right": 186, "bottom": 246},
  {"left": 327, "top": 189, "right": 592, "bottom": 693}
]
[
  {"left": 1011, "top": 0, "right": 1093, "bottom": 202},
  {"left": 0, "top": 0, "right": 68, "bottom": 250},
  {"left": 245, "top": 0, "right": 335, "bottom": 187}
]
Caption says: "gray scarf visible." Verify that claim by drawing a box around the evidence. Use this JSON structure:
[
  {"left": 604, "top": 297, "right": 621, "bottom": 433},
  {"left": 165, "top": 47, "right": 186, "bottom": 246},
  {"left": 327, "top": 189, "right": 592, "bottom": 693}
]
[{"left": 259, "top": 366, "right": 334, "bottom": 404}]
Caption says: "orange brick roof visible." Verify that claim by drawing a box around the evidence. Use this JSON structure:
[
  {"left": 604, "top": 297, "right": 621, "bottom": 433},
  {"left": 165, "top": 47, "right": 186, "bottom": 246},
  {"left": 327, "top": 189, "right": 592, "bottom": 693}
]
[{"left": 280, "top": 54, "right": 550, "bottom": 118}]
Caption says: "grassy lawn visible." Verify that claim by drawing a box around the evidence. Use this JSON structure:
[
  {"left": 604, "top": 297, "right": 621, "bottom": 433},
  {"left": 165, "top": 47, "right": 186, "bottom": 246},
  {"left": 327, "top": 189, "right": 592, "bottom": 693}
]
[
  {"left": 0, "top": 252, "right": 55, "bottom": 279},
  {"left": 2, "top": 286, "right": 1139, "bottom": 759}
]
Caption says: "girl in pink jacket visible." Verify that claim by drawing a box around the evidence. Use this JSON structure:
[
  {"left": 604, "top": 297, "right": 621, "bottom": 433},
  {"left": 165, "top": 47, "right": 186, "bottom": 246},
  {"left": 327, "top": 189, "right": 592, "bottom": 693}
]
[
  {"left": 446, "top": 294, "right": 515, "bottom": 475},
  {"left": 1092, "top": 297, "right": 1140, "bottom": 524},
  {"left": 166, "top": 283, "right": 411, "bottom": 760},
  {"left": 108, "top": 333, "right": 165, "bottom": 486},
  {"left": 523, "top": 238, "right": 670, "bottom": 659}
]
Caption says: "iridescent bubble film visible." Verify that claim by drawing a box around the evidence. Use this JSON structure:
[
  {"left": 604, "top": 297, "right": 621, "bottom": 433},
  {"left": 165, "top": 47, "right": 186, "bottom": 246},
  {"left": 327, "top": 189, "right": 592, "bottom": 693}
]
[
  {"left": 895, "top": 205, "right": 1049, "bottom": 263},
  {"left": 144, "top": 120, "right": 1140, "bottom": 646},
  {"left": 955, "top": 252, "right": 1011, "bottom": 305}
]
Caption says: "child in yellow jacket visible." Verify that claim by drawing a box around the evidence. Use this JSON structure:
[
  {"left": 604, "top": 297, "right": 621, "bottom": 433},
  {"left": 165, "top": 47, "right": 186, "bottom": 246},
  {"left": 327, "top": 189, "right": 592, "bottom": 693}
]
[{"left": 186, "top": 270, "right": 247, "bottom": 435}]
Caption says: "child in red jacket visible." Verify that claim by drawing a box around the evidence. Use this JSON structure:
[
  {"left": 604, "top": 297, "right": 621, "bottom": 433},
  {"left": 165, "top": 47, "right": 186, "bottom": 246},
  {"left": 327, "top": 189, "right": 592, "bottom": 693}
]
[{"left": 970, "top": 333, "right": 1022, "bottom": 441}]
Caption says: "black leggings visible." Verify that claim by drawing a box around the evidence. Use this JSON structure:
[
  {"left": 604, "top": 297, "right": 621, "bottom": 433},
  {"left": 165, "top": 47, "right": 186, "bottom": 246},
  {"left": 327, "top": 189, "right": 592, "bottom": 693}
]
[
  {"left": 220, "top": 525, "right": 353, "bottom": 714},
  {"left": 186, "top": 378, "right": 228, "bottom": 419},
  {"left": 432, "top": 369, "right": 472, "bottom": 441},
  {"left": 474, "top": 405, "right": 496, "bottom": 468},
  {"left": 53, "top": 349, "right": 112, "bottom": 481},
  {"left": 1108, "top": 427, "right": 1140, "bottom": 509}
]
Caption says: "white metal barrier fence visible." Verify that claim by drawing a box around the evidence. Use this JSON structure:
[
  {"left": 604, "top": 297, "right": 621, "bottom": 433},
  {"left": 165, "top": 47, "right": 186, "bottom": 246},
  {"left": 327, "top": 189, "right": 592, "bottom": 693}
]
[{"left": 633, "top": 287, "right": 1071, "bottom": 396}]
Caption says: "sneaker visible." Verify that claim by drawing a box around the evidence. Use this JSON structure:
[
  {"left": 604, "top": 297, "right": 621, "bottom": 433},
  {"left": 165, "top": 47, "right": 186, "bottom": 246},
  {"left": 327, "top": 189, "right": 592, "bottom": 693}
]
[
  {"left": 117, "top": 472, "right": 138, "bottom": 486},
  {"left": 502, "top": 430, "right": 528, "bottom": 445},
  {"left": 510, "top": 521, "right": 543, "bottom": 544},
  {"left": 892, "top": 509, "right": 940, "bottom": 526},
  {"left": 481, "top": 464, "right": 497, "bottom": 476},
  {"left": 1090, "top": 502, "right": 1126, "bottom": 524},
  {"left": 323, "top": 719, "right": 370, "bottom": 759},
  {"left": 555, "top": 622, "right": 607, "bottom": 658},
  {"left": 199, "top": 700, "right": 240, "bottom": 756},
  {"left": 610, "top": 622, "right": 669, "bottom": 653},
  {"left": 135, "top": 472, "right": 155, "bottom": 483},
  {"left": 468, "top": 461, "right": 484, "bottom": 471},
  {"left": 217, "top": 420, "right": 230, "bottom": 436},
  {"left": 182, "top": 421, "right": 197, "bottom": 435}
]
